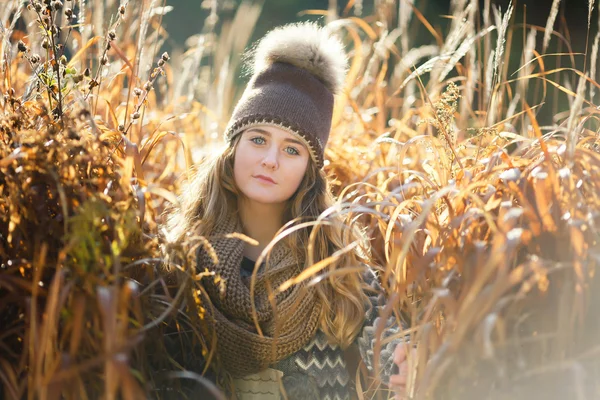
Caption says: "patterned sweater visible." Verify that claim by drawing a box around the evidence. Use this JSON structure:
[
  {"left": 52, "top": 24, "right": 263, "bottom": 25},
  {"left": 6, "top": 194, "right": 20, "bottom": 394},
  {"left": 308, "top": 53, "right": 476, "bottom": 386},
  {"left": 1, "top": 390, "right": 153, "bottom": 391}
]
[{"left": 237, "top": 258, "right": 405, "bottom": 400}]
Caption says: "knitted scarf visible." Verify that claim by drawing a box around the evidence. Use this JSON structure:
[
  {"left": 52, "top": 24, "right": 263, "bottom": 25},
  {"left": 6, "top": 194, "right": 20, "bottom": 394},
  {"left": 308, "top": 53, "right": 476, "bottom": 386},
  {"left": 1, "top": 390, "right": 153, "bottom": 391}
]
[{"left": 196, "top": 216, "right": 322, "bottom": 378}]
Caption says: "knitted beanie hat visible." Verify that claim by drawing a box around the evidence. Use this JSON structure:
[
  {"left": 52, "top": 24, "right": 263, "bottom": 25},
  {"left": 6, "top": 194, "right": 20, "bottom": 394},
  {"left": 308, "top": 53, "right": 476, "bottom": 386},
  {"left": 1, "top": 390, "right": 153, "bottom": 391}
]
[{"left": 224, "top": 22, "right": 348, "bottom": 168}]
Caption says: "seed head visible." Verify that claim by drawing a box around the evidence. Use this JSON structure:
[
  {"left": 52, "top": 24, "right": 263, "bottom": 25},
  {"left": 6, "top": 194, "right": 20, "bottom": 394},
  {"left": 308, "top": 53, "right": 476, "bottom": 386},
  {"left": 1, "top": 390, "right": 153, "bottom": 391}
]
[
  {"left": 108, "top": 30, "right": 116, "bottom": 41},
  {"left": 83, "top": 67, "right": 91, "bottom": 77},
  {"left": 73, "top": 74, "right": 83, "bottom": 83},
  {"left": 131, "top": 112, "right": 140, "bottom": 120},
  {"left": 133, "top": 88, "right": 142, "bottom": 96},
  {"left": 65, "top": 8, "right": 72, "bottom": 18},
  {"left": 118, "top": 5, "right": 125, "bottom": 15},
  {"left": 157, "top": 59, "right": 165, "bottom": 67},
  {"left": 161, "top": 52, "right": 169, "bottom": 62},
  {"left": 18, "top": 40, "right": 28, "bottom": 52},
  {"left": 33, "top": 2, "right": 43, "bottom": 12},
  {"left": 118, "top": 124, "right": 125, "bottom": 132},
  {"left": 59, "top": 55, "right": 67, "bottom": 65},
  {"left": 31, "top": 54, "right": 40, "bottom": 64},
  {"left": 143, "top": 82, "right": 152, "bottom": 91},
  {"left": 106, "top": 42, "right": 111, "bottom": 51},
  {"left": 67, "top": 130, "right": 79, "bottom": 139},
  {"left": 100, "top": 55, "right": 108, "bottom": 65},
  {"left": 41, "top": 38, "right": 49, "bottom": 49}
]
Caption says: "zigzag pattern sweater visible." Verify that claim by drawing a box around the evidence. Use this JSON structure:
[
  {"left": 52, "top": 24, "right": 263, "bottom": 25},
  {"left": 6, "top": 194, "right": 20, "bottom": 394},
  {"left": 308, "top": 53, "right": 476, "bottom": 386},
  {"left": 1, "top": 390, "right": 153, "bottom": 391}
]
[{"left": 238, "top": 258, "right": 405, "bottom": 400}]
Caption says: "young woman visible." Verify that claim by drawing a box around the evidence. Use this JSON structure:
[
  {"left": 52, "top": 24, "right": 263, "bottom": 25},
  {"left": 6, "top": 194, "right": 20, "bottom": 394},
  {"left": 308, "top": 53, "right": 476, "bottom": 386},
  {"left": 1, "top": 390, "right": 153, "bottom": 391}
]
[{"left": 166, "top": 22, "right": 411, "bottom": 400}]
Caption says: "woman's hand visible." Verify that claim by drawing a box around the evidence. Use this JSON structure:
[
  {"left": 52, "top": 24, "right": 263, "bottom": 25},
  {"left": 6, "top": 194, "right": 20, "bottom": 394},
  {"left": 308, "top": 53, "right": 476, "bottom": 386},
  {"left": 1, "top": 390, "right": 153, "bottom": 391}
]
[{"left": 389, "top": 342, "right": 414, "bottom": 400}]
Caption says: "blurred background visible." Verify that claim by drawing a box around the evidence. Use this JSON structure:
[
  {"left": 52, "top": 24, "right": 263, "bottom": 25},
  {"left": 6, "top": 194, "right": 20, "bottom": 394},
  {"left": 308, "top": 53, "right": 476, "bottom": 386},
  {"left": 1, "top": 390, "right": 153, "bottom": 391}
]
[{"left": 162, "top": 0, "right": 594, "bottom": 55}]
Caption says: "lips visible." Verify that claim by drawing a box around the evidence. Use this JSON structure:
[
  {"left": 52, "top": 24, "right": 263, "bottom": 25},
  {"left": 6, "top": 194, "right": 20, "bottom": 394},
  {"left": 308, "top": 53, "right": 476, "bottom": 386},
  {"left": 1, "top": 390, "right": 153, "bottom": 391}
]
[{"left": 253, "top": 174, "right": 276, "bottom": 184}]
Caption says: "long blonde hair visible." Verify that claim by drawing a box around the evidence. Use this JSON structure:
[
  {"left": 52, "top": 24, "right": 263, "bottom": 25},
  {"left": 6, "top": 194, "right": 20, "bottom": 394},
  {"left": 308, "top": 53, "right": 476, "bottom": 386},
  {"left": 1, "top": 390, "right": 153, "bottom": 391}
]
[{"left": 165, "top": 135, "right": 369, "bottom": 348}]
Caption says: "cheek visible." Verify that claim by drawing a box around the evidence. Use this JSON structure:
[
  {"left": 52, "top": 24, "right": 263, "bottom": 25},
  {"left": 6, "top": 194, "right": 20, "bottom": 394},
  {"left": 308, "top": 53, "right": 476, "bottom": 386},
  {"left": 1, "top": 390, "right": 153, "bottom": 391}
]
[
  {"left": 233, "top": 160, "right": 242, "bottom": 189},
  {"left": 233, "top": 143, "right": 253, "bottom": 184},
  {"left": 281, "top": 160, "right": 308, "bottom": 196}
]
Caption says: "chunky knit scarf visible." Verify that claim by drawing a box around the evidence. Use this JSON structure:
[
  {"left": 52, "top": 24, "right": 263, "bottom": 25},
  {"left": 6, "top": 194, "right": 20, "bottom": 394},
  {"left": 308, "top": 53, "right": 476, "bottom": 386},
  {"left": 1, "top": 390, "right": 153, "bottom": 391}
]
[{"left": 196, "top": 216, "right": 322, "bottom": 378}]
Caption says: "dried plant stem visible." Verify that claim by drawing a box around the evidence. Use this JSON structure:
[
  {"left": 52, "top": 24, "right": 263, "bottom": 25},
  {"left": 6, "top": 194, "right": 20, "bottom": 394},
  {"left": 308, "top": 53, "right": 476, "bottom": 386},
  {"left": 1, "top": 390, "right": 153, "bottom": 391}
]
[
  {"left": 543, "top": 0, "right": 561, "bottom": 52},
  {"left": 84, "top": 10, "right": 126, "bottom": 108},
  {"left": 30, "top": 7, "right": 58, "bottom": 115},
  {"left": 49, "top": 10, "right": 63, "bottom": 121}
]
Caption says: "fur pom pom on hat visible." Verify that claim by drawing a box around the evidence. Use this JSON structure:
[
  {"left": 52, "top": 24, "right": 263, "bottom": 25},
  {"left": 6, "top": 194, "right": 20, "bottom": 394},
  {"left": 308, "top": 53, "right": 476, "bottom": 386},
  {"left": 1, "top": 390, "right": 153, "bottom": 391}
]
[
  {"left": 224, "top": 22, "right": 348, "bottom": 168},
  {"left": 252, "top": 22, "right": 348, "bottom": 95}
]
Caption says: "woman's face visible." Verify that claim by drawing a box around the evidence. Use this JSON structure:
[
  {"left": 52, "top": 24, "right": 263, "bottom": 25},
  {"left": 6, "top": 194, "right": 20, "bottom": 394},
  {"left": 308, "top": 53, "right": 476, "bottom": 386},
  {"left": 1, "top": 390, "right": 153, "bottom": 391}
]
[{"left": 233, "top": 125, "right": 310, "bottom": 205}]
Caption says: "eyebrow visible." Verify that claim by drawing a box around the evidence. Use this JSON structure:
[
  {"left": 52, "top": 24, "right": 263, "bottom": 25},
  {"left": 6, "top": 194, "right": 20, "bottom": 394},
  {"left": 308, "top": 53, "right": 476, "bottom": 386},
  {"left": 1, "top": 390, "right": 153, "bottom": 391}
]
[{"left": 247, "top": 128, "right": 306, "bottom": 147}]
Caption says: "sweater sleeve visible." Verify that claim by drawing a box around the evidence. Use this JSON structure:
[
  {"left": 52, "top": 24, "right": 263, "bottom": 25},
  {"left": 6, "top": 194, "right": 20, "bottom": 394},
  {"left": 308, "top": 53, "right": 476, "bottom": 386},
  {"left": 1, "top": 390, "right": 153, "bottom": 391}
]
[{"left": 356, "top": 266, "right": 408, "bottom": 385}]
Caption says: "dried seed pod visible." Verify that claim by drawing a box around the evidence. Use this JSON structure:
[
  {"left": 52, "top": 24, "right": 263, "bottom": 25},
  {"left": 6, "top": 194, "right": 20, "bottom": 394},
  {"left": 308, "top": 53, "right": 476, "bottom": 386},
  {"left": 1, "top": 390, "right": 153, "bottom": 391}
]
[
  {"left": 157, "top": 59, "right": 165, "bottom": 67},
  {"left": 133, "top": 88, "right": 142, "bottom": 96},
  {"left": 65, "top": 8, "right": 72, "bottom": 18},
  {"left": 31, "top": 54, "right": 40, "bottom": 64},
  {"left": 143, "top": 82, "right": 152, "bottom": 91},
  {"left": 118, "top": 5, "right": 125, "bottom": 14},
  {"left": 131, "top": 112, "right": 140, "bottom": 120},
  {"left": 108, "top": 30, "right": 116, "bottom": 41},
  {"left": 67, "top": 129, "right": 79, "bottom": 139},
  {"left": 161, "top": 52, "right": 170, "bottom": 62},
  {"left": 118, "top": 124, "right": 125, "bottom": 132},
  {"left": 33, "top": 2, "right": 43, "bottom": 12},
  {"left": 41, "top": 38, "right": 49, "bottom": 49},
  {"left": 18, "top": 40, "right": 27, "bottom": 52},
  {"left": 100, "top": 55, "right": 108, "bottom": 65},
  {"left": 83, "top": 67, "right": 91, "bottom": 77},
  {"left": 77, "top": 108, "right": 91, "bottom": 119},
  {"left": 52, "top": 1, "right": 62, "bottom": 10},
  {"left": 73, "top": 74, "right": 83, "bottom": 83}
]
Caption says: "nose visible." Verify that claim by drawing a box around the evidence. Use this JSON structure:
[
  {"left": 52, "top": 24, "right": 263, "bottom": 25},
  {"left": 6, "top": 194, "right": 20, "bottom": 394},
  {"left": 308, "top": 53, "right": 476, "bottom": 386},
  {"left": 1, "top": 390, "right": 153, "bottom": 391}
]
[{"left": 261, "top": 146, "right": 278, "bottom": 170}]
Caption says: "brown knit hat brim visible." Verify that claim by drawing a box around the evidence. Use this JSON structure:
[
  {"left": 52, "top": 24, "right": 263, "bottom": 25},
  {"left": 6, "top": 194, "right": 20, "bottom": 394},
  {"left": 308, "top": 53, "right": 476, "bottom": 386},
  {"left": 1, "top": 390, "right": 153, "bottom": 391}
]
[{"left": 226, "top": 116, "right": 322, "bottom": 167}]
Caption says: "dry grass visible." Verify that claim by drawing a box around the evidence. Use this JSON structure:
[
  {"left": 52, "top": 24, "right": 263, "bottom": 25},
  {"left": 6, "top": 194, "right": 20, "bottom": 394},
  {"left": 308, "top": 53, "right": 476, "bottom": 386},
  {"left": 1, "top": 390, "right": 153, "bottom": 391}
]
[{"left": 1, "top": 0, "right": 599, "bottom": 399}]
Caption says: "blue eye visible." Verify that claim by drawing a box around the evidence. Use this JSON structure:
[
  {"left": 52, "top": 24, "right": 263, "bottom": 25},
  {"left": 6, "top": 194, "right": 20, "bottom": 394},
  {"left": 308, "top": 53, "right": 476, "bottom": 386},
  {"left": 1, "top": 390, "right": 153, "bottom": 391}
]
[
  {"left": 251, "top": 136, "right": 266, "bottom": 145},
  {"left": 285, "top": 147, "right": 300, "bottom": 156}
]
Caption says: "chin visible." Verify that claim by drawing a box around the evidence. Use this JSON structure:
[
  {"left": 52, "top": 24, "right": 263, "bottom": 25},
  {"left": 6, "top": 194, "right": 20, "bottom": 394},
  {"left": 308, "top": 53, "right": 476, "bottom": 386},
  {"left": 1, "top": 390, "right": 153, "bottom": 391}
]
[{"left": 243, "top": 188, "right": 287, "bottom": 205}]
